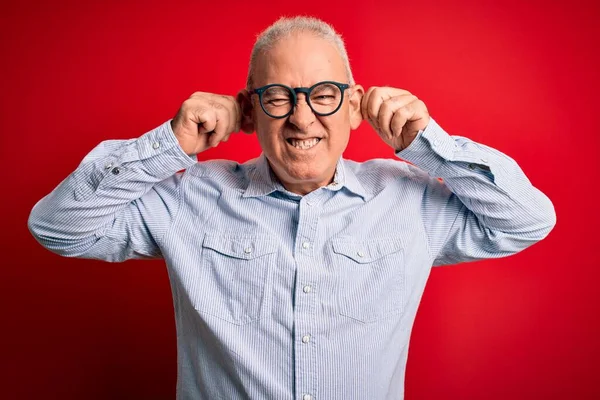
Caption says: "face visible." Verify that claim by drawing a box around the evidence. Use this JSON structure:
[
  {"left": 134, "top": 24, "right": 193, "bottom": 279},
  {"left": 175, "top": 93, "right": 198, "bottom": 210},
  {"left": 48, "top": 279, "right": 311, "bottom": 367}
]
[{"left": 240, "top": 32, "right": 363, "bottom": 195}]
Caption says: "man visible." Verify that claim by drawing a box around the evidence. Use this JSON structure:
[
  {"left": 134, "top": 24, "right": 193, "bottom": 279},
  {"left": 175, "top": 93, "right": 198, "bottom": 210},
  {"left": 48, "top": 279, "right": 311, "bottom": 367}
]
[{"left": 28, "top": 15, "right": 556, "bottom": 400}]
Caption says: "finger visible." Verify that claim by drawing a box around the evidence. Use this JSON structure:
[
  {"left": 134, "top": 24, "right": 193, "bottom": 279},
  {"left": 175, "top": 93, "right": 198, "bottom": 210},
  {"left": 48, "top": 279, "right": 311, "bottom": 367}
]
[
  {"left": 208, "top": 108, "right": 232, "bottom": 147},
  {"left": 229, "top": 95, "right": 243, "bottom": 133},
  {"left": 189, "top": 91, "right": 207, "bottom": 99},
  {"left": 190, "top": 91, "right": 225, "bottom": 100},
  {"left": 364, "top": 87, "right": 386, "bottom": 128},
  {"left": 391, "top": 104, "right": 421, "bottom": 152},
  {"left": 200, "top": 99, "right": 229, "bottom": 147},
  {"left": 377, "top": 97, "right": 404, "bottom": 140},
  {"left": 390, "top": 106, "right": 408, "bottom": 139},
  {"left": 195, "top": 128, "right": 211, "bottom": 152},
  {"left": 361, "top": 86, "right": 376, "bottom": 122},
  {"left": 219, "top": 95, "right": 243, "bottom": 135},
  {"left": 215, "top": 95, "right": 237, "bottom": 134},
  {"left": 378, "top": 95, "right": 418, "bottom": 139},
  {"left": 221, "top": 133, "right": 232, "bottom": 142},
  {"left": 367, "top": 89, "right": 393, "bottom": 130},
  {"left": 227, "top": 96, "right": 242, "bottom": 134},
  {"left": 194, "top": 108, "right": 217, "bottom": 135}
]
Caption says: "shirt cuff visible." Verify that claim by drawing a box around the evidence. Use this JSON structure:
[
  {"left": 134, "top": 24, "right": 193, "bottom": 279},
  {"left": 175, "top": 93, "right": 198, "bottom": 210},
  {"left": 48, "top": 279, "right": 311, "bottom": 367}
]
[
  {"left": 136, "top": 119, "right": 198, "bottom": 179},
  {"left": 395, "top": 117, "right": 456, "bottom": 176}
]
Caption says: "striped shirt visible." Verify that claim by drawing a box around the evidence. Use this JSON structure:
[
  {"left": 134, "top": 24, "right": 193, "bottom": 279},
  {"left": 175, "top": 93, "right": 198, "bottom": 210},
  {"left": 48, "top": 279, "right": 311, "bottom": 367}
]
[{"left": 28, "top": 117, "right": 556, "bottom": 399}]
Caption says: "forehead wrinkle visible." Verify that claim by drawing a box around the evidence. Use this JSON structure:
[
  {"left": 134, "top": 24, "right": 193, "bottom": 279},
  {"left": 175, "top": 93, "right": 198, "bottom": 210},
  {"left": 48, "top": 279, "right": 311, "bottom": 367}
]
[{"left": 253, "top": 34, "right": 345, "bottom": 88}]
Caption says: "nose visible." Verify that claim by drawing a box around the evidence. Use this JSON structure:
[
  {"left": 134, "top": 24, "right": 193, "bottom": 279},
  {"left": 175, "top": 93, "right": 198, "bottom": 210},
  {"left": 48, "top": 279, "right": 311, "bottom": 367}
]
[{"left": 288, "top": 93, "right": 315, "bottom": 131}]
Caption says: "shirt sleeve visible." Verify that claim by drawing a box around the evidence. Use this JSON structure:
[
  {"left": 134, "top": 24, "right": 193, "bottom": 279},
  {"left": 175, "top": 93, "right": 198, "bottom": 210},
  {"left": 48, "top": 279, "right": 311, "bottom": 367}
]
[
  {"left": 28, "top": 119, "right": 197, "bottom": 262},
  {"left": 396, "top": 117, "right": 556, "bottom": 266}
]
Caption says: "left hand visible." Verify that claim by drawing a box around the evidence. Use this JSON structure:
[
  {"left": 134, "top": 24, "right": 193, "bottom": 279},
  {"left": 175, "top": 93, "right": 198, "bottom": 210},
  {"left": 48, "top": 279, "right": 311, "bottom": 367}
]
[{"left": 361, "top": 87, "right": 430, "bottom": 152}]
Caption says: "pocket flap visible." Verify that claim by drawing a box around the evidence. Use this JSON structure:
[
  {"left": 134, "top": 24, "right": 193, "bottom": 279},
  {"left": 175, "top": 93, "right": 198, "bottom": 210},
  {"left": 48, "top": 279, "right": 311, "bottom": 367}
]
[
  {"left": 202, "top": 234, "right": 277, "bottom": 260},
  {"left": 332, "top": 237, "right": 403, "bottom": 263}
]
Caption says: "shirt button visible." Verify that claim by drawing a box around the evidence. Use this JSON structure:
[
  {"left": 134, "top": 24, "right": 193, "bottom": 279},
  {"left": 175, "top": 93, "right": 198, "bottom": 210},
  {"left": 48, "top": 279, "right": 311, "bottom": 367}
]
[
  {"left": 302, "top": 242, "right": 310, "bottom": 249},
  {"left": 480, "top": 158, "right": 488, "bottom": 163},
  {"left": 105, "top": 162, "right": 113, "bottom": 170},
  {"left": 111, "top": 167, "right": 120, "bottom": 175},
  {"left": 433, "top": 139, "right": 440, "bottom": 147},
  {"left": 303, "top": 285, "right": 311, "bottom": 293},
  {"left": 468, "top": 163, "right": 475, "bottom": 170},
  {"left": 357, "top": 251, "right": 364, "bottom": 258},
  {"left": 244, "top": 247, "right": 253, "bottom": 254},
  {"left": 302, "top": 334, "right": 311, "bottom": 343},
  {"left": 152, "top": 142, "right": 160, "bottom": 149},
  {"left": 303, "top": 395, "right": 312, "bottom": 400}
]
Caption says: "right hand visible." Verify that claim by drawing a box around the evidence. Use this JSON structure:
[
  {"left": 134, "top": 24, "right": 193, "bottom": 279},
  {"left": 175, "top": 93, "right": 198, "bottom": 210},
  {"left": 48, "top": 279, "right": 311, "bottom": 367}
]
[{"left": 171, "top": 92, "right": 243, "bottom": 156}]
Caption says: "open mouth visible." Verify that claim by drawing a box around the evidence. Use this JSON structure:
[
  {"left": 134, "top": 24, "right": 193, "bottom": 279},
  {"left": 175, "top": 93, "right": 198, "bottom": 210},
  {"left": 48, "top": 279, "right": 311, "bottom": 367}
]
[{"left": 286, "top": 137, "right": 322, "bottom": 150}]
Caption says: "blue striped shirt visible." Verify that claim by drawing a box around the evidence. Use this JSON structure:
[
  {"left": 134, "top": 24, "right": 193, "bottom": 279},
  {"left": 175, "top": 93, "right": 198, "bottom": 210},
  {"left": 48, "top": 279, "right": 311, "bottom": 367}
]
[{"left": 28, "top": 117, "right": 556, "bottom": 399}]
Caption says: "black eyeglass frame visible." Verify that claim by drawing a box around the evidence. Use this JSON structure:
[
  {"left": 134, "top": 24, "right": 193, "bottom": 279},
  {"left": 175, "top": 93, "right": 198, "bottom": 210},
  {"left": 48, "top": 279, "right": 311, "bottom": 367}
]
[{"left": 248, "top": 80, "right": 351, "bottom": 119}]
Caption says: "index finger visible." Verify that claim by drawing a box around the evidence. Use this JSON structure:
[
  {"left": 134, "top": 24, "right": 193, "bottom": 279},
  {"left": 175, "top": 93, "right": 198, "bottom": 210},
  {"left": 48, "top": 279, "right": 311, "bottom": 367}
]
[
  {"left": 219, "top": 95, "right": 242, "bottom": 134},
  {"left": 361, "top": 86, "right": 376, "bottom": 121}
]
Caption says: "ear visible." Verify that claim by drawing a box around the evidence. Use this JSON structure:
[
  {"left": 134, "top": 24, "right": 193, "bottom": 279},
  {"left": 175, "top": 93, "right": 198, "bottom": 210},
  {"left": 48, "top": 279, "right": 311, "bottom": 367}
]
[
  {"left": 348, "top": 84, "right": 364, "bottom": 130},
  {"left": 236, "top": 89, "right": 256, "bottom": 134}
]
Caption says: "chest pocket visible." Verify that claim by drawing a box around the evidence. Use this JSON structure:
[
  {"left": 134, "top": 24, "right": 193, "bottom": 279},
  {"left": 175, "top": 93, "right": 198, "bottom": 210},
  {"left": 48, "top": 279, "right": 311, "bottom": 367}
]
[
  {"left": 332, "top": 237, "right": 405, "bottom": 323},
  {"left": 195, "top": 234, "right": 277, "bottom": 325}
]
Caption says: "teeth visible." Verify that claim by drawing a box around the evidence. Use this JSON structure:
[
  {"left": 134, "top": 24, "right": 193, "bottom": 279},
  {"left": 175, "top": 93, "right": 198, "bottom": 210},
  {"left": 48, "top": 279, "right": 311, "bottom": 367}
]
[{"left": 289, "top": 138, "right": 320, "bottom": 149}]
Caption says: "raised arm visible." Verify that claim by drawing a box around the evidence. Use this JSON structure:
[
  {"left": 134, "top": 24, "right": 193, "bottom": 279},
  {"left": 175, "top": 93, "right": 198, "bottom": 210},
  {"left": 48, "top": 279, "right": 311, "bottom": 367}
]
[
  {"left": 361, "top": 86, "right": 555, "bottom": 266},
  {"left": 28, "top": 91, "right": 243, "bottom": 262},
  {"left": 398, "top": 118, "right": 555, "bottom": 266}
]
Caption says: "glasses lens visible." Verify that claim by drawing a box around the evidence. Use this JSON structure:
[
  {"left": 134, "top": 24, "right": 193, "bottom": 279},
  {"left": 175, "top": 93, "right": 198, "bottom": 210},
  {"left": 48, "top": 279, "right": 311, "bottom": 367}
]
[
  {"left": 261, "top": 85, "right": 293, "bottom": 117},
  {"left": 309, "top": 83, "right": 342, "bottom": 115}
]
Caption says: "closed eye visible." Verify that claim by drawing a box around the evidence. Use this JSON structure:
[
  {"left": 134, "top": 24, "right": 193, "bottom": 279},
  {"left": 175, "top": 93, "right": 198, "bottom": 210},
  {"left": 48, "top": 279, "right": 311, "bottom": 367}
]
[{"left": 265, "top": 98, "right": 290, "bottom": 106}]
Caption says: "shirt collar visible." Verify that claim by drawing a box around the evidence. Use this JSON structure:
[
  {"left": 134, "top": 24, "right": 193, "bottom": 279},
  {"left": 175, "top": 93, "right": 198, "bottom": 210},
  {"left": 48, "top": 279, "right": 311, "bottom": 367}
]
[{"left": 243, "top": 153, "right": 368, "bottom": 200}]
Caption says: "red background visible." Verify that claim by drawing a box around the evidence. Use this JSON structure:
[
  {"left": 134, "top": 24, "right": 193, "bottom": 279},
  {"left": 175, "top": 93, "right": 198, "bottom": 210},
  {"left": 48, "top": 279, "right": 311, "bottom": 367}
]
[{"left": 2, "top": 0, "right": 599, "bottom": 398}]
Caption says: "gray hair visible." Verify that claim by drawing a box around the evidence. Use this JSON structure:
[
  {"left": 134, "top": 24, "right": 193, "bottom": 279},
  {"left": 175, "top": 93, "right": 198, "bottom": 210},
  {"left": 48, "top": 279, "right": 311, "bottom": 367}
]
[{"left": 246, "top": 16, "right": 355, "bottom": 90}]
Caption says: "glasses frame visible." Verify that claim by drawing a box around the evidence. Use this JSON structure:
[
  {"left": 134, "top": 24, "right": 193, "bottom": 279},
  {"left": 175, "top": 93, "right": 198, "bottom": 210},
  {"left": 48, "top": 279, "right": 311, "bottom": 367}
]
[{"left": 249, "top": 80, "right": 351, "bottom": 119}]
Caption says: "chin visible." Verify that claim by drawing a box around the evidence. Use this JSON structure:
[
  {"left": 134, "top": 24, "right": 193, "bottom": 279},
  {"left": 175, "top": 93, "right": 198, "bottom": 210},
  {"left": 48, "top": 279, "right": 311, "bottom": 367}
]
[
  {"left": 284, "top": 165, "right": 329, "bottom": 185},
  {"left": 267, "top": 152, "right": 334, "bottom": 186}
]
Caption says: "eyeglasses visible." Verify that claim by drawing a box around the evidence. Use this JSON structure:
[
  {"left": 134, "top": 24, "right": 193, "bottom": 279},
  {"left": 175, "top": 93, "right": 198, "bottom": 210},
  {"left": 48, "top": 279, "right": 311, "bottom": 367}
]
[{"left": 249, "top": 81, "right": 350, "bottom": 119}]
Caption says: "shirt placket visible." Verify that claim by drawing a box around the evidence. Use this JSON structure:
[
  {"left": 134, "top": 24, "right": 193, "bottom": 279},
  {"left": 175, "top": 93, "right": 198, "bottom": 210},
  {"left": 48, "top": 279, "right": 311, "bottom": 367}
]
[{"left": 293, "top": 190, "right": 324, "bottom": 400}]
